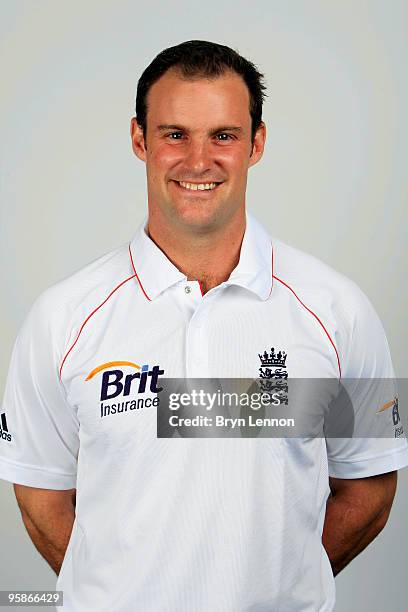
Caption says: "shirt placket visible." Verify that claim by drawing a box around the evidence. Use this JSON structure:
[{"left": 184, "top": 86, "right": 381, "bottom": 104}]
[{"left": 182, "top": 281, "right": 220, "bottom": 379}]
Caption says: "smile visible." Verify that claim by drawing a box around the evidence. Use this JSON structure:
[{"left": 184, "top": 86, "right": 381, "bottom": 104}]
[{"left": 173, "top": 180, "right": 222, "bottom": 192}]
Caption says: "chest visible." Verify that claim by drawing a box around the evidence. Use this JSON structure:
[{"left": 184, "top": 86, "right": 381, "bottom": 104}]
[{"left": 61, "top": 285, "right": 339, "bottom": 444}]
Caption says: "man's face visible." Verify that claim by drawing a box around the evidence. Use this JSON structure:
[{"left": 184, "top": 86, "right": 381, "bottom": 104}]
[{"left": 131, "top": 69, "right": 266, "bottom": 233}]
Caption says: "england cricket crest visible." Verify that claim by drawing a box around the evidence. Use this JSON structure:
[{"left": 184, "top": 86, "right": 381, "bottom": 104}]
[{"left": 258, "top": 347, "right": 288, "bottom": 404}]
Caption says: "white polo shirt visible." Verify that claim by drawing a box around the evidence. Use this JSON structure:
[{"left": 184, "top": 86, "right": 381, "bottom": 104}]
[{"left": 1, "top": 211, "right": 407, "bottom": 612}]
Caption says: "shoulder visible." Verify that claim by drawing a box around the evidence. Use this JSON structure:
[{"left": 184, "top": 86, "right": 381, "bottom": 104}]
[
  {"left": 271, "top": 238, "right": 391, "bottom": 377},
  {"left": 272, "top": 237, "right": 375, "bottom": 318},
  {"left": 18, "top": 243, "right": 134, "bottom": 359},
  {"left": 273, "top": 238, "right": 357, "bottom": 298}
]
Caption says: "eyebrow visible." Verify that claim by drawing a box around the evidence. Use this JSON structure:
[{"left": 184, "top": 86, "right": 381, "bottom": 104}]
[{"left": 156, "top": 124, "right": 243, "bottom": 135}]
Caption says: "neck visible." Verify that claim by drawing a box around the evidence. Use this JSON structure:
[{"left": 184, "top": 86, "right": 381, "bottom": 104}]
[{"left": 147, "top": 209, "right": 246, "bottom": 294}]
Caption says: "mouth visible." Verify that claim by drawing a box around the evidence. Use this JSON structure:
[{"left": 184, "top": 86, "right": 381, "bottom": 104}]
[{"left": 171, "top": 180, "right": 223, "bottom": 194}]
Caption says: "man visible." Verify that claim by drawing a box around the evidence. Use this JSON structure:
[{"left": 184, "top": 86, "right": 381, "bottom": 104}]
[{"left": 0, "top": 40, "right": 407, "bottom": 611}]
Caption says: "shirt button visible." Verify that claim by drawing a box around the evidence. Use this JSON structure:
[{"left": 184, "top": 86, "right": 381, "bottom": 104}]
[{"left": 185, "top": 286, "right": 192, "bottom": 294}]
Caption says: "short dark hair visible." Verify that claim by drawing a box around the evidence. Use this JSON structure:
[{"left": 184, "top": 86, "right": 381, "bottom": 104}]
[{"left": 135, "top": 40, "right": 267, "bottom": 146}]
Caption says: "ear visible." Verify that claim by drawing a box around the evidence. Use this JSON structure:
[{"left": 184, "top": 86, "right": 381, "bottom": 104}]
[
  {"left": 248, "top": 121, "right": 266, "bottom": 168},
  {"left": 130, "top": 117, "right": 147, "bottom": 162}
]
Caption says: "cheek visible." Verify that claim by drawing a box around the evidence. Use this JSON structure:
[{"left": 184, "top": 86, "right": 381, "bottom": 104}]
[
  {"left": 217, "top": 148, "right": 249, "bottom": 171},
  {"left": 150, "top": 145, "right": 182, "bottom": 169},
  {"left": 224, "top": 159, "right": 249, "bottom": 185}
]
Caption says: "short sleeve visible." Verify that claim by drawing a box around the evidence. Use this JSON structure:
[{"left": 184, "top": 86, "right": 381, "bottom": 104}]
[
  {"left": 0, "top": 291, "right": 79, "bottom": 489},
  {"left": 325, "top": 282, "right": 408, "bottom": 478}
]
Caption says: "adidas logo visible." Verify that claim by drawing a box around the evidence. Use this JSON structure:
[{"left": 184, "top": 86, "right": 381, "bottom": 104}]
[{"left": 0, "top": 413, "right": 11, "bottom": 443}]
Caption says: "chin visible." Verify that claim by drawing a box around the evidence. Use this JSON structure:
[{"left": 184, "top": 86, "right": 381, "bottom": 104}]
[{"left": 171, "top": 202, "right": 222, "bottom": 232}]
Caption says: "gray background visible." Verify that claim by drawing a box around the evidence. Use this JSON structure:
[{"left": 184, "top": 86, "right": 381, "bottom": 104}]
[{"left": 0, "top": 1, "right": 407, "bottom": 610}]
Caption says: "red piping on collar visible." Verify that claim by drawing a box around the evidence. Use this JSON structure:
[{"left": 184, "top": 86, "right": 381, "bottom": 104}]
[{"left": 128, "top": 244, "right": 151, "bottom": 301}]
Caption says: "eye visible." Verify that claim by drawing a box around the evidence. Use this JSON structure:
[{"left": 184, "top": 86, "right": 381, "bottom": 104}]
[
  {"left": 166, "top": 132, "right": 184, "bottom": 139},
  {"left": 216, "top": 133, "right": 234, "bottom": 141}
]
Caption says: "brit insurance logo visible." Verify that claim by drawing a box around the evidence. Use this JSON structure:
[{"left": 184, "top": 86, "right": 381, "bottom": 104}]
[
  {"left": 0, "top": 412, "right": 11, "bottom": 443},
  {"left": 258, "top": 347, "right": 288, "bottom": 405},
  {"left": 85, "top": 360, "right": 165, "bottom": 419},
  {"left": 377, "top": 396, "right": 404, "bottom": 438}
]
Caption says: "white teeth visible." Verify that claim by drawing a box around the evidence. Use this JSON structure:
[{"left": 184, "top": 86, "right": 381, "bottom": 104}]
[{"left": 178, "top": 181, "right": 218, "bottom": 191}]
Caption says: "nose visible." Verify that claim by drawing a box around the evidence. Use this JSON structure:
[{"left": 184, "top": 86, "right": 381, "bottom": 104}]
[{"left": 184, "top": 138, "right": 212, "bottom": 176}]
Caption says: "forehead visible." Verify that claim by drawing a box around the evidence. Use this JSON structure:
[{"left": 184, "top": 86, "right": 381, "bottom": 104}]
[{"left": 146, "top": 69, "right": 251, "bottom": 128}]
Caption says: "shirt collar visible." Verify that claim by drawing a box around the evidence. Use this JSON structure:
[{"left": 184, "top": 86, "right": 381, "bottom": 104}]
[
  {"left": 224, "top": 211, "right": 273, "bottom": 300},
  {"left": 129, "top": 210, "right": 273, "bottom": 301}
]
